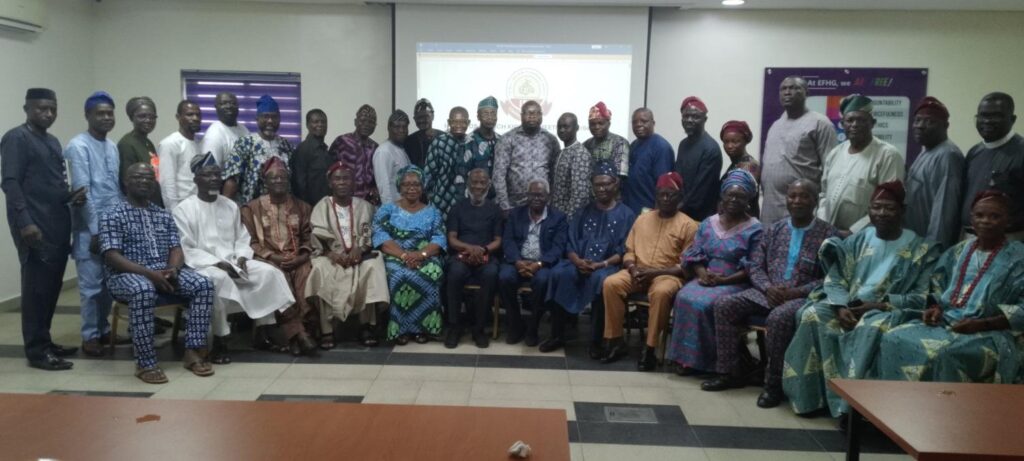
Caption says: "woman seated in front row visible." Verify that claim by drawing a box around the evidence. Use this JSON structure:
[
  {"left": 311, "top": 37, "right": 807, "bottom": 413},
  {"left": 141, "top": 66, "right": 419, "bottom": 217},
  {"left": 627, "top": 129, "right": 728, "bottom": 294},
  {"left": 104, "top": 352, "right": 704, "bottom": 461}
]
[
  {"left": 878, "top": 190, "right": 1024, "bottom": 384},
  {"left": 373, "top": 166, "right": 447, "bottom": 345}
]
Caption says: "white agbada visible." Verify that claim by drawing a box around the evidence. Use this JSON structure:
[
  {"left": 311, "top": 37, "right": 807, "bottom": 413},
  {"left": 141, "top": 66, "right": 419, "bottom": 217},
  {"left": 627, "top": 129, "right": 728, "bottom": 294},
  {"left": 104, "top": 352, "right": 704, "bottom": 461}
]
[
  {"left": 201, "top": 120, "right": 249, "bottom": 166},
  {"left": 172, "top": 194, "right": 293, "bottom": 336},
  {"left": 816, "top": 136, "right": 905, "bottom": 232},
  {"left": 157, "top": 131, "right": 200, "bottom": 210}
]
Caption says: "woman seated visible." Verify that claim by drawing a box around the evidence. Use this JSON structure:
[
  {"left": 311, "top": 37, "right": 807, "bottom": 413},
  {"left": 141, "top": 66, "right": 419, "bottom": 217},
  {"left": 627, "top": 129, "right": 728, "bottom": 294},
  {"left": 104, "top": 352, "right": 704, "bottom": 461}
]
[
  {"left": 878, "top": 190, "right": 1024, "bottom": 384},
  {"left": 667, "top": 170, "right": 763, "bottom": 374},
  {"left": 782, "top": 181, "right": 941, "bottom": 418},
  {"left": 306, "top": 162, "right": 390, "bottom": 349},
  {"left": 372, "top": 166, "right": 447, "bottom": 345}
]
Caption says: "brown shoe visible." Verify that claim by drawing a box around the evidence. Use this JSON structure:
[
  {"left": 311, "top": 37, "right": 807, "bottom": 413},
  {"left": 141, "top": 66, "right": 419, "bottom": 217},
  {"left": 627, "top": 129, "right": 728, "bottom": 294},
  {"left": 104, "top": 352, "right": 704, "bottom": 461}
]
[{"left": 81, "top": 339, "right": 105, "bottom": 357}]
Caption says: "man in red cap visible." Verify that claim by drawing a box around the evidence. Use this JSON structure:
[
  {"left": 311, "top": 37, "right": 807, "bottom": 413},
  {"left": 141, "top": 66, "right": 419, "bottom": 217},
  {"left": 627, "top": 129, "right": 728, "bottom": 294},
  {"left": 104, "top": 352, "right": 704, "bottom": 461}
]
[
  {"left": 904, "top": 97, "right": 963, "bottom": 248},
  {"left": 599, "top": 171, "right": 699, "bottom": 371},
  {"left": 962, "top": 92, "right": 1024, "bottom": 241},
  {"left": 583, "top": 101, "right": 629, "bottom": 178},
  {"left": 240, "top": 157, "right": 318, "bottom": 356},
  {"left": 761, "top": 76, "right": 838, "bottom": 226},
  {"left": 675, "top": 96, "right": 722, "bottom": 222}
]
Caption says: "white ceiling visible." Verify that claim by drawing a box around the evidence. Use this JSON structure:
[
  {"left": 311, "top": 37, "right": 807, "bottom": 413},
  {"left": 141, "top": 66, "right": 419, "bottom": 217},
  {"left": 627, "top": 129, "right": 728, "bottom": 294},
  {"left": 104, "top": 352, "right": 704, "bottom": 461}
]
[{"left": 235, "top": 0, "right": 1024, "bottom": 10}]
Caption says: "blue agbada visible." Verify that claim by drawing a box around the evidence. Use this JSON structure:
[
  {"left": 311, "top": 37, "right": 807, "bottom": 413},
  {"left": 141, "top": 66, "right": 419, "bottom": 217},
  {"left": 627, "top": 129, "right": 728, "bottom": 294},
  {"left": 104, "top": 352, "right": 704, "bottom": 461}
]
[
  {"left": 547, "top": 202, "right": 636, "bottom": 314},
  {"left": 878, "top": 239, "right": 1024, "bottom": 384},
  {"left": 623, "top": 134, "right": 674, "bottom": 212}
]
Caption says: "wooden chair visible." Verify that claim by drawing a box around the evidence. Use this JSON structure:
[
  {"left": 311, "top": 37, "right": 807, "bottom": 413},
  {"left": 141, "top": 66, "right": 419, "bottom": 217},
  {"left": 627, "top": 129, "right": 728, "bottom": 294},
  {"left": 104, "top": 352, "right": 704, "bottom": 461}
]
[
  {"left": 746, "top": 314, "right": 768, "bottom": 364},
  {"left": 624, "top": 292, "right": 672, "bottom": 363},
  {"left": 462, "top": 284, "right": 502, "bottom": 339},
  {"left": 110, "top": 300, "right": 185, "bottom": 348}
]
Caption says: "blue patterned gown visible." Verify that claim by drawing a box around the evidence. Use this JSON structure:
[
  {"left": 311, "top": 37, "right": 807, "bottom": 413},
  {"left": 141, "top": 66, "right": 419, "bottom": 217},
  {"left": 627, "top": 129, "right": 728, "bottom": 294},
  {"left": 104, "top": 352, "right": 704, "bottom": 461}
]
[
  {"left": 372, "top": 203, "right": 448, "bottom": 340},
  {"left": 668, "top": 215, "right": 762, "bottom": 371}
]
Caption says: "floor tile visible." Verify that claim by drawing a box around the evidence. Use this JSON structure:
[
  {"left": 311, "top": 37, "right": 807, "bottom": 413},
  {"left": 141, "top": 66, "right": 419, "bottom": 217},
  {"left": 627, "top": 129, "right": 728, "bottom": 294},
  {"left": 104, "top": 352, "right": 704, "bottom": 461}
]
[
  {"left": 620, "top": 386, "right": 681, "bottom": 405},
  {"left": 692, "top": 425, "right": 822, "bottom": 451},
  {"left": 570, "top": 385, "right": 624, "bottom": 404},
  {"left": 415, "top": 381, "right": 471, "bottom": 405},
  {"left": 264, "top": 378, "right": 373, "bottom": 396},
  {"left": 705, "top": 448, "right": 833, "bottom": 460},
  {"left": 361, "top": 379, "right": 422, "bottom": 404},
  {"left": 569, "top": 369, "right": 674, "bottom": 387},
  {"left": 467, "top": 398, "right": 576, "bottom": 421},
  {"left": 579, "top": 443, "right": 709, "bottom": 461},
  {"left": 377, "top": 365, "right": 475, "bottom": 382},
  {"left": 476, "top": 354, "right": 566, "bottom": 370},
  {"left": 0, "top": 372, "right": 77, "bottom": 392},
  {"left": 204, "top": 377, "right": 274, "bottom": 401},
  {"left": 473, "top": 367, "right": 569, "bottom": 385},
  {"left": 205, "top": 362, "right": 290, "bottom": 379},
  {"left": 149, "top": 375, "right": 222, "bottom": 400},
  {"left": 257, "top": 394, "right": 363, "bottom": 403},
  {"left": 278, "top": 363, "right": 381, "bottom": 380},
  {"left": 387, "top": 352, "right": 478, "bottom": 367},
  {"left": 470, "top": 382, "right": 572, "bottom": 401}
]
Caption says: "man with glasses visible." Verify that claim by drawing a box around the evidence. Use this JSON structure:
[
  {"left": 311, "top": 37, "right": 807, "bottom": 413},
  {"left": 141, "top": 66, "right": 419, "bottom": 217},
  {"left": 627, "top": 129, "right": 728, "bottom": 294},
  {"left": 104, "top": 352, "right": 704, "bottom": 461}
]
[{"left": 962, "top": 92, "right": 1024, "bottom": 240}]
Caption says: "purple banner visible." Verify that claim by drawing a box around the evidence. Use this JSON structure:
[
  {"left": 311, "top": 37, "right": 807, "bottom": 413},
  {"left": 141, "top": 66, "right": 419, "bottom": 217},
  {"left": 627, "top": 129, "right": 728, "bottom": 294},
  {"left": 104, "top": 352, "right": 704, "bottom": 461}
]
[{"left": 761, "top": 68, "right": 929, "bottom": 166}]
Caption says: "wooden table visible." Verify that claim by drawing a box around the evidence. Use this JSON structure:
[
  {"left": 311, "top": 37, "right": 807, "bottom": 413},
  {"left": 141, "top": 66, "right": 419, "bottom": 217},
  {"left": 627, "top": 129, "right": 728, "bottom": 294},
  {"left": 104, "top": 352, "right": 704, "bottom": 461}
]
[
  {"left": 0, "top": 393, "right": 570, "bottom": 460},
  {"left": 829, "top": 379, "right": 1024, "bottom": 461}
]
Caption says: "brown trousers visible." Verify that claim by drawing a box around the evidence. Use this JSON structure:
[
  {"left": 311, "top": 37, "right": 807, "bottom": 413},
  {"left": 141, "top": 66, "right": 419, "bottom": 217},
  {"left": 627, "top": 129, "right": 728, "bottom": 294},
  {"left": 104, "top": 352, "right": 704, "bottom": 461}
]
[{"left": 602, "top": 270, "right": 683, "bottom": 347}]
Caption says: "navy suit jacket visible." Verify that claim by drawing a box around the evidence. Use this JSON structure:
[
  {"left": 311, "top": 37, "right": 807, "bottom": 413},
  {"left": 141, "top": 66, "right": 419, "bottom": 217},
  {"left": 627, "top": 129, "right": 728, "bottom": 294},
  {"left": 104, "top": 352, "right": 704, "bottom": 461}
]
[{"left": 502, "top": 205, "right": 567, "bottom": 267}]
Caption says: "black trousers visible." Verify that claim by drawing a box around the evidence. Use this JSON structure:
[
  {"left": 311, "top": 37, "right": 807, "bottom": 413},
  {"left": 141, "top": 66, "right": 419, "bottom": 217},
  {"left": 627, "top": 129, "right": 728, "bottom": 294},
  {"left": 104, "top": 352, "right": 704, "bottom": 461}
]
[
  {"left": 498, "top": 265, "right": 552, "bottom": 336},
  {"left": 445, "top": 259, "right": 498, "bottom": 333},
  {"left": 19, "top": 246, "right": 68, "bottom": 361}
]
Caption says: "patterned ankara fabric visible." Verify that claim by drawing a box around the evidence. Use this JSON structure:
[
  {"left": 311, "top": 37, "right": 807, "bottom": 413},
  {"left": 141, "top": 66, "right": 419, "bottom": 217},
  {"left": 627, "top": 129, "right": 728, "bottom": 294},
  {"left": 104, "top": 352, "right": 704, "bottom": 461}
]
[
  {"left": 223, "top": 134, "right": 293, "bottom": 204},
  {"left": 329, "top": 132, "right": 378, "bottom": 201},
  {"left": 550, "top": 141, "right": 594, "bottom": 220}
]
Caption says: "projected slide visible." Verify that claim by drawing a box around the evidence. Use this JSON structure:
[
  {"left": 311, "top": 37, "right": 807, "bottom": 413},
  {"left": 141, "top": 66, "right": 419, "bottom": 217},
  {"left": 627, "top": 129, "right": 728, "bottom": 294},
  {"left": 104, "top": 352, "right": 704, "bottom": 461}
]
[{"left": 417, "top": 42, "right": 633, "bottom": 136}]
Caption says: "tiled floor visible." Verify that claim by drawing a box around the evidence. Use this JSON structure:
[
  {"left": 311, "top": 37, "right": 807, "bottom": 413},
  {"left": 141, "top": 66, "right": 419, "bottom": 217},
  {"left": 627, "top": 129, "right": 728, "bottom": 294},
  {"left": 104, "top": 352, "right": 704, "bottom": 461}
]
[{"left": 0, "top": 288, "right": 911, "bottom": 460}]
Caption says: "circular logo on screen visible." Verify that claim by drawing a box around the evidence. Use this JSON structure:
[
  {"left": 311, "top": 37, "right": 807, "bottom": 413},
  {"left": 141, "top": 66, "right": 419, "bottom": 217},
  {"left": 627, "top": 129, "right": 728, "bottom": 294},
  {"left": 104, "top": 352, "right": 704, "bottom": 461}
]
[{"left": 502, "top": 68, "right": 553, "bottom": 121}]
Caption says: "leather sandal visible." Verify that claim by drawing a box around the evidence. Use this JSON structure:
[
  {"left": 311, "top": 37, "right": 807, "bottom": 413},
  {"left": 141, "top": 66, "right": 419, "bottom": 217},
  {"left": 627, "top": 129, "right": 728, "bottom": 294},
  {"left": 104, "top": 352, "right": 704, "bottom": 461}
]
[
  {"left": 135, "top": 366, "right": 169, "bottom": 384},
  {"left": 182, "top": 349, "right": 214, "bottom": 377}
]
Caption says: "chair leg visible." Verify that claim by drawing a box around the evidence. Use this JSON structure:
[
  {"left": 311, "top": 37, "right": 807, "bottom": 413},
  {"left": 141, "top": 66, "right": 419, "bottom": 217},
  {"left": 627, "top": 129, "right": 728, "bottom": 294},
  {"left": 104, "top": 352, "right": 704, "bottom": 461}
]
[
  {"left": 492, "top": 298, "right": 500, "bottom": 340},
  {"left": 756, "top": 330, "right": 767, "bottom": 364},
  {"left": 109, "top": 303, "right": 120, "bottom": 348},
  {"left": 171, "top": 306, "right": 184, "bottom": 346}
]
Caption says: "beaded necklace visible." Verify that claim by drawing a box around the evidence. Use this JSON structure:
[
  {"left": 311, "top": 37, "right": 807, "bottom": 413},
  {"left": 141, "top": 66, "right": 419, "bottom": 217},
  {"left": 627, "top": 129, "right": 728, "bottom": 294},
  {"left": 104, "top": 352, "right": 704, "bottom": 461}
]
[
  {"left": 949, "top": 239, "right": 1005, "bottom": 308},
  {"left": 331, "top": 197, "right": 355, "bottom": 253}
]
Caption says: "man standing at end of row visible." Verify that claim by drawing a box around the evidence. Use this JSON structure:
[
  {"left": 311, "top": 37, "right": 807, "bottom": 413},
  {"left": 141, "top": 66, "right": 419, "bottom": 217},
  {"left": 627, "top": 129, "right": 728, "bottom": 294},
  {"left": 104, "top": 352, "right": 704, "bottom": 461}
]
[
  {"left": 962, "top": 92, "right": 1024, "bottom": 240},
  {"left": 760, "top": 76, "right": 837, "bottom": 226}
]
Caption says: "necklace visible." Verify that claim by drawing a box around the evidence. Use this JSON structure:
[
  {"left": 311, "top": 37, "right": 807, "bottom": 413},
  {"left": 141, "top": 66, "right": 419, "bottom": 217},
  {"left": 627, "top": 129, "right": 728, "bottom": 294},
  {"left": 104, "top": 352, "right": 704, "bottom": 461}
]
[
  {"left": 331, "top": 197, "right": 355, "bottom": 252},
  {"left": 949, "top": 240, "right": 1004, "bottom": 308},
  {"left": 265, "top": 196, "right": 296, "bottom": 255}
]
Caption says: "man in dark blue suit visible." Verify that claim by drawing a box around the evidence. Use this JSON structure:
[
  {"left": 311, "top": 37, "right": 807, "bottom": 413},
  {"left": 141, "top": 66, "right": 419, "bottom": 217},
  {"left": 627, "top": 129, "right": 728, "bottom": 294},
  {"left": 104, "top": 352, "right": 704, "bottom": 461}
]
[{"left": 499, "top": 179, "right": 567, "bottom": 346}]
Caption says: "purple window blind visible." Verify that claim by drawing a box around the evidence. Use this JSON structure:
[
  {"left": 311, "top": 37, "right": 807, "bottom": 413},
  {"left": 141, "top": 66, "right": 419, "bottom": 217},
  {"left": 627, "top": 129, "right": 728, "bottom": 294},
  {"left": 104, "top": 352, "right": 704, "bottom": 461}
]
[{"left": 181, "top": 70, "right": 302, "bottom": 144}]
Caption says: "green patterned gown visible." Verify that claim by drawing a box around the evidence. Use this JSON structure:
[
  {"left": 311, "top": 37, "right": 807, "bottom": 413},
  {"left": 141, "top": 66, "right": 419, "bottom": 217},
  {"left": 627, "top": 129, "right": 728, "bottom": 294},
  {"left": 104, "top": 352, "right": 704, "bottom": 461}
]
[
  {"left": 782, "top": 227, "right": 940, "bottom": 417},
  {"left": 372, "top": 203, "right": 448, "bottom": 340},
  {"left": 878, "top": 240, "right": 1024, "bottom": 384}
]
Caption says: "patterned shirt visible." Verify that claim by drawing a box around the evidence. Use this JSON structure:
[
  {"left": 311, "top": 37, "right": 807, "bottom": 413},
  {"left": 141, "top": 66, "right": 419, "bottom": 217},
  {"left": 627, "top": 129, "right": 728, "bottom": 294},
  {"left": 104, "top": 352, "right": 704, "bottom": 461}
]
[
  {"left": 470, "top": 128, "right": 500, "bottom": 174},
  {"left": 223, "top": 134, "right": 294, "bottom": 204},
  {"left": 100, "top": 201, "right": 180, "bottom": 271},
  {"left": 329, "top": 132, "right": 378, "bottom": 200},
  {"left": 424, "top": 132, "right": 475, "bottom": 220},
  {"left": 583, "top": 132, "right": 630, "bottom": 177},
  {"left": 493, "top": 126, "right": 560, "bottom": 210},
  {"left": 550, "top": 141, "right": 593, "bottom": 220},
  {"left": 748, "top": 217, "right": 837, "bottom": 296}
]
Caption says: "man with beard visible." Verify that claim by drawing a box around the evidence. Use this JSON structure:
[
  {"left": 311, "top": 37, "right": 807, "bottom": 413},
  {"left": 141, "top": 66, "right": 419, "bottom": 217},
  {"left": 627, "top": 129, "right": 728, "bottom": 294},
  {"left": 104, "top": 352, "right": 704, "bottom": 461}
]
[
  {"left": 493, "top": 101, "right": 560, "bottom": 212},
  {"left": 223, "top": 95, "right": 293, "bottom": 204},
  {"left": 675, "top": 97, "right": 722, "bottom": 222},
  {"left": 157, "top": 100, "right": 203, "bottom": 210},
  {"left": 201, "top": 92, "right": 249, "bottom": 166},
  {"left": 470, "top": 96, "right": 501, "bottom": 176}
]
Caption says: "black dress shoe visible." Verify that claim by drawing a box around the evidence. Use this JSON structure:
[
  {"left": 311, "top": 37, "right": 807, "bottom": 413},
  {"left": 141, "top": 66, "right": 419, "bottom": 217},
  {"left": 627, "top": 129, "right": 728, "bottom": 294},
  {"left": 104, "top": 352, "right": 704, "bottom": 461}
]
[
  {"left": 505, "top": 329, "right": 524, "bottom": 345},
  {"left": 756, "top": 389, "right": 785, "bottom": 408},
  {"left": 637, "top": 346, "right": 658, "bottom": 371},
  {"left": 600, "top": 339, "right": 628, "bottom": 364},
  {"left": 701, "top": 375, "right": 746, "bottom": 391},
  {"left": 28, "top": 352, "right": 73, "bottom": 371},
  {"left": 538, "top": 338, "right": 564, "bottom": 353},
  {"left": 524, "top": 334, "right": 540, "bottom": 347},
  {"left": 49, "top": 343, "right": 78, "bottom": 357},
  {"left": 472, "top": 331, "right": 490, "bottom": 349},
  {"left": 98, "top": 333, "right": 131, "bottom": 346},
  {"left": 444, "top": 328, "right": 462, "bottom": 349},
  {"left": 588, "top": 342, "right": 605, "bottom": 360}
]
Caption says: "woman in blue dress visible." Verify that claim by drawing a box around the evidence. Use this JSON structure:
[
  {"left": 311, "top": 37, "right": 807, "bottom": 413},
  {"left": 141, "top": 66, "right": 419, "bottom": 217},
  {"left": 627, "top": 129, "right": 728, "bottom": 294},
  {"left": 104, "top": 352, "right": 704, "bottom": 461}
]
[{"left": 668, "top": 170, "right": 763, "bottom": 374}]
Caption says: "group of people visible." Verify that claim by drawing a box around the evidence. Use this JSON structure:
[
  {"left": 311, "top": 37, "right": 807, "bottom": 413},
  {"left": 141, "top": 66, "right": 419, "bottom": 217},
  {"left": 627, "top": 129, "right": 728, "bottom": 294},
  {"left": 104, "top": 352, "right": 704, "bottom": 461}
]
[{"left": 3, "top": 76, "right": 1022, "bottom": 419}]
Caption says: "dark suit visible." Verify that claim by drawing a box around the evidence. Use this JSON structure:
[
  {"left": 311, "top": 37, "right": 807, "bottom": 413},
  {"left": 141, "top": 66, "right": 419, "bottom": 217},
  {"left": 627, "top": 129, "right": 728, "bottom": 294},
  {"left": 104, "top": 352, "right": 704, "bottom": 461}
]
[
  {"left": 1, "top": 123, "right": 73, "bottom": 362},
  {"left": 498, "top": 205, "right": 567, "bottom": 337}
]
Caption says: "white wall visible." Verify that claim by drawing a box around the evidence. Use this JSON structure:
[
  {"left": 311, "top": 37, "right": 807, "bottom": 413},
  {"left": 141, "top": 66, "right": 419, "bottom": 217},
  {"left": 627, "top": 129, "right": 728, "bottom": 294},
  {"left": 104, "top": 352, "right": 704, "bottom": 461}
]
[
  {"left": 91, "top": 0, "right": 392, "bottom": 144},
  {"left": 647, "top": 9, "right": 1024, "bottom": 156},
  {"left": 0, "top": 0, "right": 96, "bottom": 305}
]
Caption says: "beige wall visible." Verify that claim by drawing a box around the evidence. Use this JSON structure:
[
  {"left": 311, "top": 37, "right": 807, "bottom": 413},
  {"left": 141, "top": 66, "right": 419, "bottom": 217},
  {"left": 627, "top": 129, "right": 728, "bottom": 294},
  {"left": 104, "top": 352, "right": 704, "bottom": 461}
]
[
  {"left": 647, "top": 9, "right": 1024, "bottom": 155},
  {"left": 3, "top": 3, "right": 1024, "bottom": 304}
]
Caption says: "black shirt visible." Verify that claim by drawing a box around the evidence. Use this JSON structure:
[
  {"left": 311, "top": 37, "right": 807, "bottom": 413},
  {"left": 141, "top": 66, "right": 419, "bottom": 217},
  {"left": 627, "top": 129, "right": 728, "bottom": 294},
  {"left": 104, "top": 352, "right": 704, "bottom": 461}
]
[
  {"left": 1, "top": 123, "right": 72, "bottom": 255},
  {"left": 446, "top": 198, "right": 503, "bottom": 247},
  {"left": 290, "top": 136, "right": 332, "bottom": 206},
  {"left": 403, "top": 130, "right": 432, "bottom": 168}
]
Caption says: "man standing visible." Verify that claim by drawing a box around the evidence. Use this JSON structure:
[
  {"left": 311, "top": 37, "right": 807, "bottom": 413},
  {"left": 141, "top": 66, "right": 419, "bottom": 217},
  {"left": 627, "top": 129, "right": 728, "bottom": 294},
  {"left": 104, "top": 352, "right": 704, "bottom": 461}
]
[
  {"left": 404, "top": 98, "right": 436, "bottom": 168},
  {"left": 623, "top": 108, "right": 674, "bottom": 212},
  {"left": 157, "top": 100, "right": 202, "bottom": 210},
  {"left": 470, "top": 96, "right": 501, "bottom": 175},
  {"left": 583, "top": 102, "right": 629, "bottom": 177},
  {"left": 550, "top": 112, "right": 593, "bottom": 220},
  {"left": 101, "top": 163, "right": 215, "bottom": 383},
  {"left": 290, "top": 109, "right": 332, "bottom": 206},
  {"left": 424, "top": 106, "right": 475, "bottom": 220},
  {"left": 493, "top": 101, "right": 561, "bottom": 212},
  {"left": 64, "top": 91, "right": 121, "bottom": 357},
  {"left": 599, "top": 172, "right": 698, "bottom": 369},
  {"left": 675, "top": 97, "right": 723, "bottom": 222},
  {"left": 962, "top": 92, "right": 1024, "bottom": 239},
  {"left": 201, "top": 92, "right": 249, "bottom": 167},
  {"left": 2, "top": 88, "right": 86, "bottom": 370},
  {"left": 372, "top": 110, "right": 411, "bottom": 205},
  {"left": 903, "top": 97, "right": 963, "bottom": 248},
  {"left": 173, "top": 154, "right": 295, "bottom": 363},
  {"left": 760, "top": 76, "right": 838, "bottom": 225},
  {"left": 817, "top": 94, "right": 904, "bottom": 232},
  {"left": 329, "top": 105, "right": 379, "bottom": 205},
  {"left": 223, "top": 95, "right": 293, "bottom": 204}
]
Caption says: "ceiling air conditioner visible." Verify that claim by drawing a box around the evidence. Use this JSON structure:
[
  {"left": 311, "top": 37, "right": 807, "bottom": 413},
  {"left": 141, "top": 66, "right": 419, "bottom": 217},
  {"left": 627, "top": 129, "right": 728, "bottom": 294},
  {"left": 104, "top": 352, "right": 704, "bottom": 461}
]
[{"left": 0, "top": 0, "right": 46, "bottom": 34}]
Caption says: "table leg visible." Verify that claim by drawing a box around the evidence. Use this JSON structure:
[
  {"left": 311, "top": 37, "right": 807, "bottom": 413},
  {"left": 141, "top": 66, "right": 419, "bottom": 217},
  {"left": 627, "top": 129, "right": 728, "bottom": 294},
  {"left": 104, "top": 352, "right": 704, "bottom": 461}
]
[{"left": 846, "top": 409, "right": 861, "bottom": 461}]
